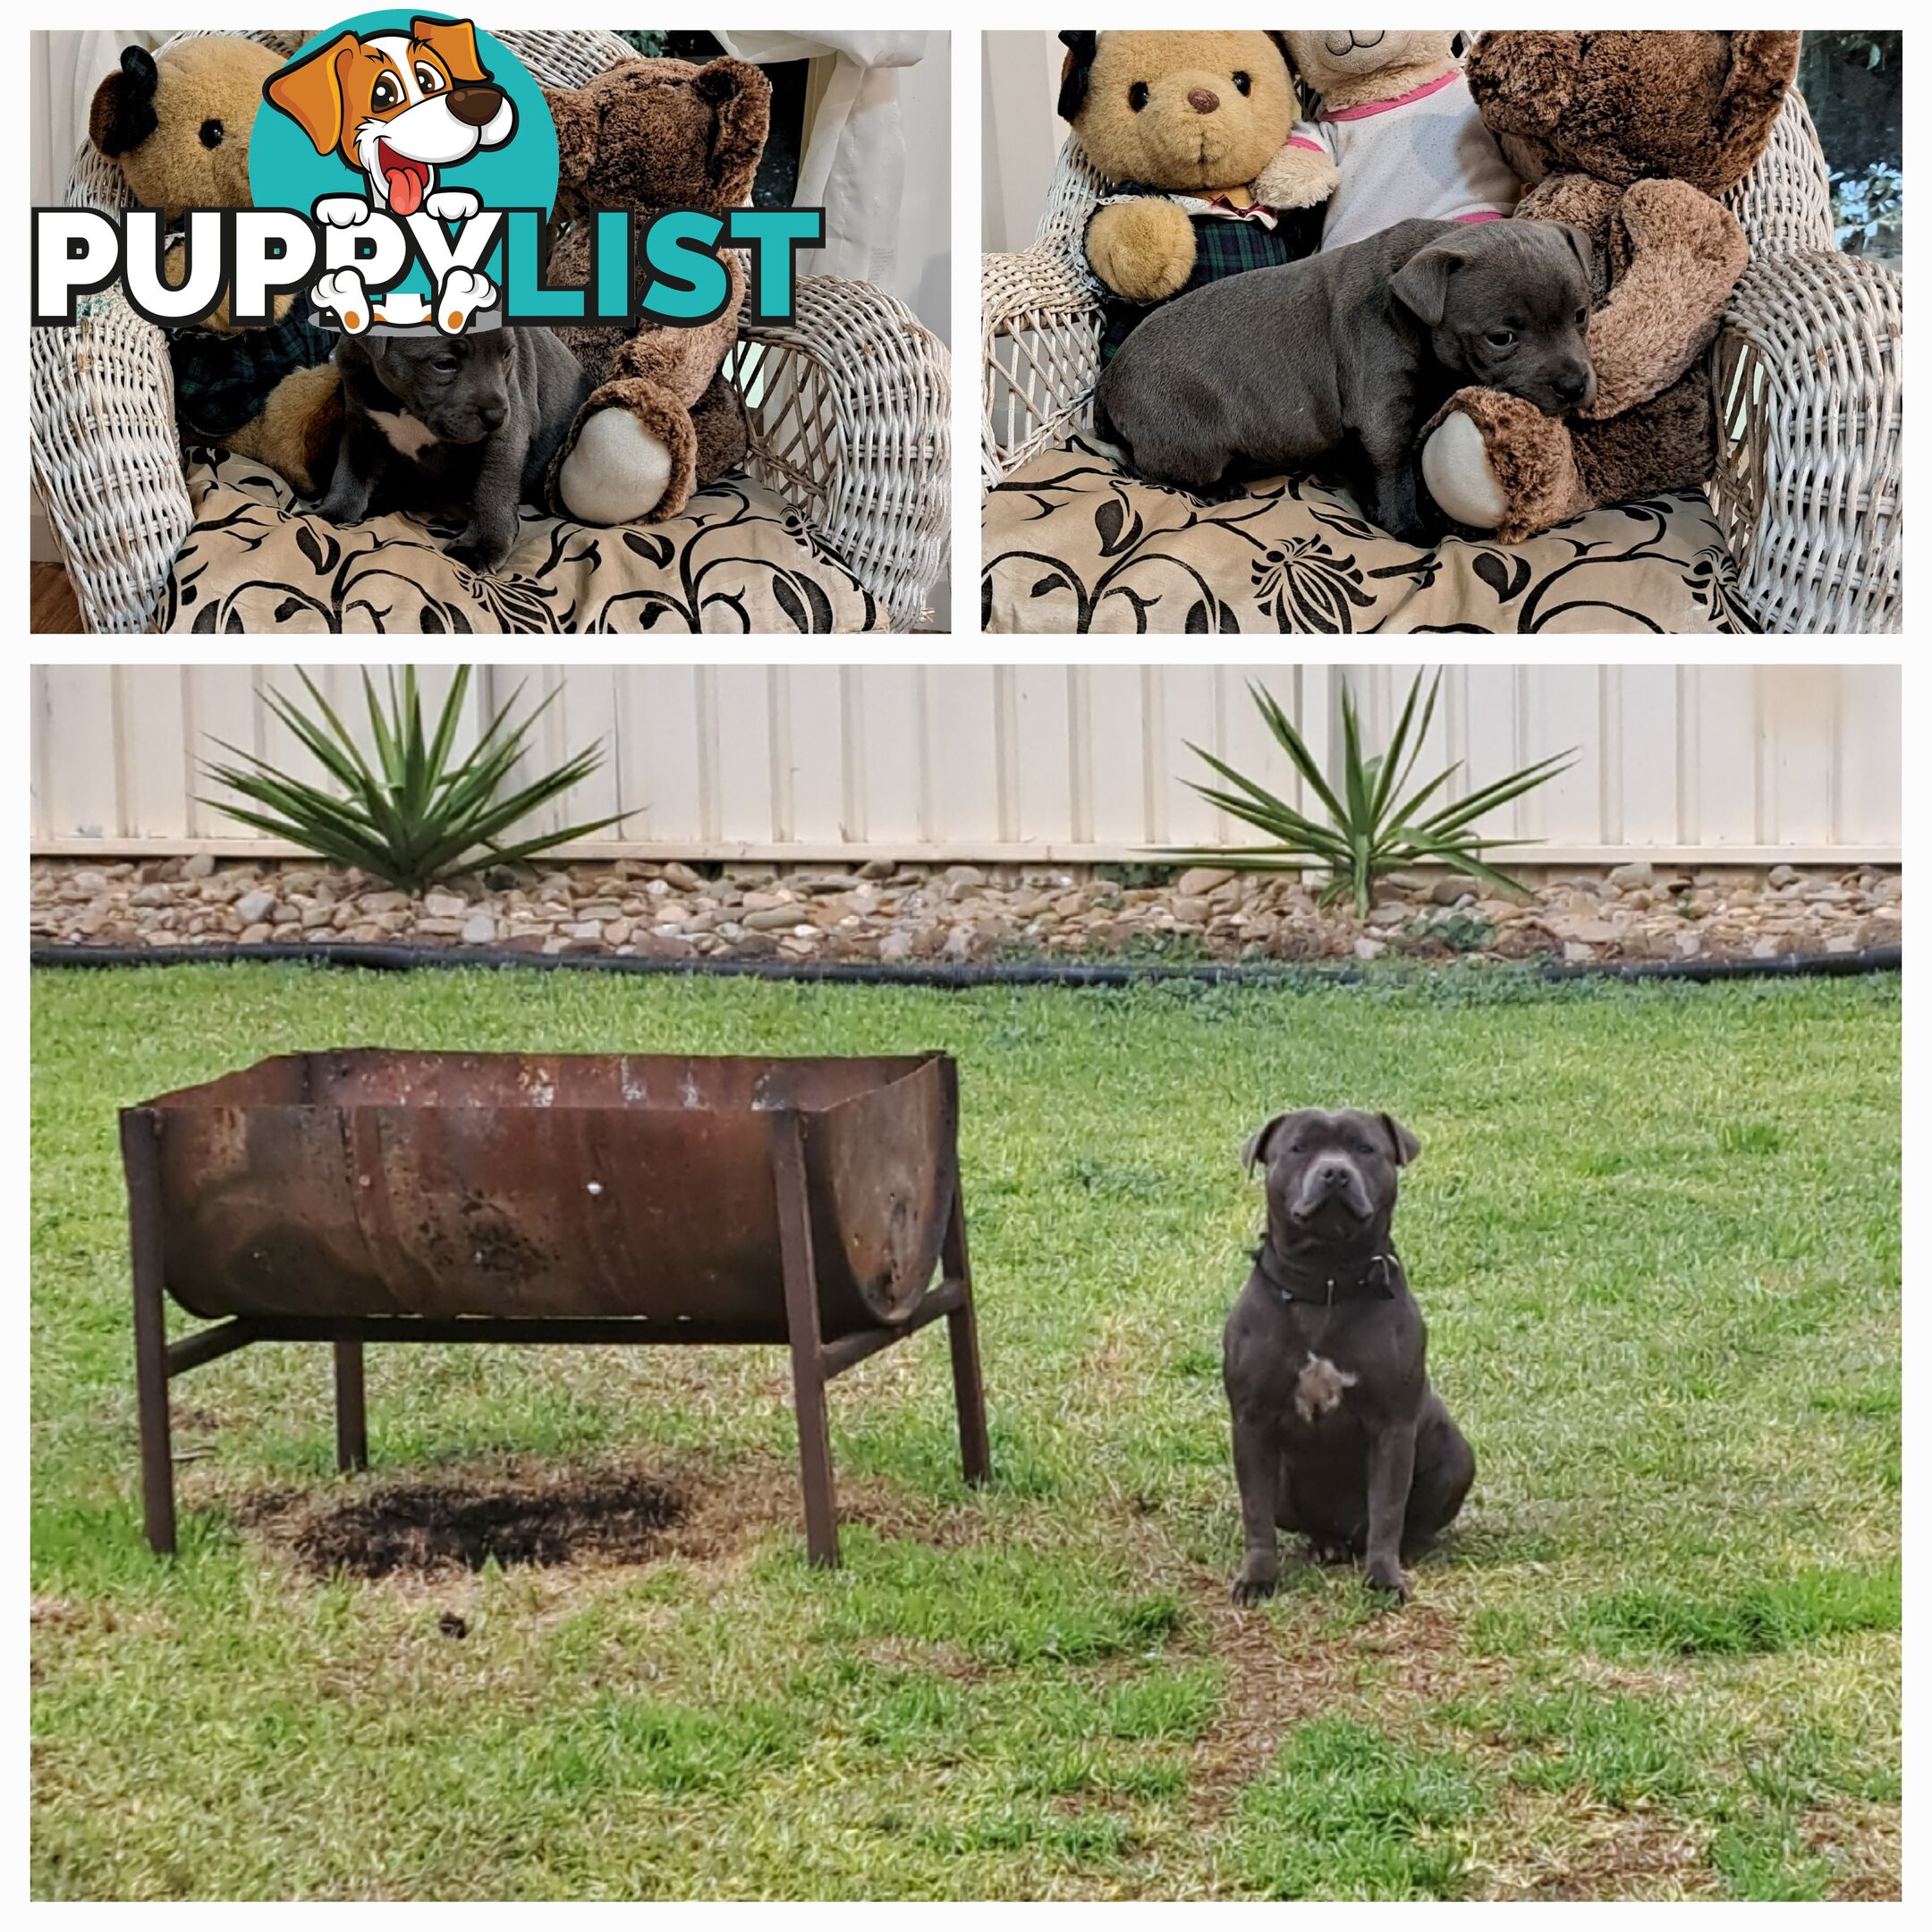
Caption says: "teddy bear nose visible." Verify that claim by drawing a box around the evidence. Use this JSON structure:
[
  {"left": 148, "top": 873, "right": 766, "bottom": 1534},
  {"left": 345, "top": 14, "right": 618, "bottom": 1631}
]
[
  {"left": 1187, "top": 88, "right": 1219, "bottom": 114},
  {"left": 447, "top": 84, "right": 504, "bottom": 127}
]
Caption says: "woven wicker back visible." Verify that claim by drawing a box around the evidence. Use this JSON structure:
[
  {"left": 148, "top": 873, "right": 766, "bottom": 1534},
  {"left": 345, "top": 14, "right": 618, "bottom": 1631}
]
[
  {"left": 65, "top": 27, "right": 636, "bottom": 214},
  {"left": 1724, "top": 90, "right": 1835, "bottom": 257},
  {"left": 1033, "top": 86, "right": 1835, "bottom": 271}
]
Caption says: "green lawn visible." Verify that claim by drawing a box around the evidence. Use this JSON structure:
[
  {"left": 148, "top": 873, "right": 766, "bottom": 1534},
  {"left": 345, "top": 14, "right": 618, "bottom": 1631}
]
[{"left": 30, "top": 964, "right": 1901, "bottom": 1900}]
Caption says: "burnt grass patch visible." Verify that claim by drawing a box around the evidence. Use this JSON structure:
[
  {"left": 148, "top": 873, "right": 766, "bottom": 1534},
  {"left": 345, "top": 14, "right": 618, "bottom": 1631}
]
[{"left": 253, "top": 1468, "right": 688, "bottom": 1579}]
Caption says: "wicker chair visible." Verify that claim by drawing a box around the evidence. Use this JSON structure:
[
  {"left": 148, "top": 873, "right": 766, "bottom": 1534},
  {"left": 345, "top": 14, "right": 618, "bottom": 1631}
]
[
  {"left": 32, "top": 28, "right": 950, "bottom": 634},
  {"left": 983, "top": 88, "right": 1901, "bottom": 634}
]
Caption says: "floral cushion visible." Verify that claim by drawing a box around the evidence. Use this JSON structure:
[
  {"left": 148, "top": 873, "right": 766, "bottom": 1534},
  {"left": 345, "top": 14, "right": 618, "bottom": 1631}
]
[
  {"left": 983, "top": 437, "right": 1747, "bottom": 635},
  {"left": 165, "top": 449, "right": 880, "bottom": 634}
]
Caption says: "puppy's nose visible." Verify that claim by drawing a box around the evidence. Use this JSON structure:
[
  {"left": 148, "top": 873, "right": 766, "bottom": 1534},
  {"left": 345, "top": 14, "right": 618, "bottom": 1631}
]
[
  {"left": 447, "top": 84, "right": 504, "bottom": 127},
  {"left": 1315, "top": 1161, "right": 1350, "bottom": 1193},
  {"left": 1187, "top": 88, "right": 1219, "bottom": 114},
  {"left": 1553, "top": 369, "right": 1589, "bottom": 404},
  {"left": 479, "top": 402, "right": 507, "bottom": 431}
]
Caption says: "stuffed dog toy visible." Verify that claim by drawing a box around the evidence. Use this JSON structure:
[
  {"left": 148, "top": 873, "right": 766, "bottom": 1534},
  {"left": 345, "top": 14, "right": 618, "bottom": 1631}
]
[
  {"left": 1268, "top": 30, "right": 1518, "bottom": 251},
  {"left": 1417, "top": 30, "right": 1801, "bottom": 543},
  {"left": 89, "top": 36, "right": 343, "bottom": 493},
  {"left": 1057, "top": 30, "right": 1338, "bottom": 360}
]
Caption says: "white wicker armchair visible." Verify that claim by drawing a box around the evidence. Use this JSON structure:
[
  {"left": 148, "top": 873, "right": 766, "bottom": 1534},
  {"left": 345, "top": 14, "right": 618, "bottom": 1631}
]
[
  {"left": 982, "top": 88, "right": 1901, "bottom": 634},
  {"left": 32, "top": 28, "right": 950, "bottom": 634}
]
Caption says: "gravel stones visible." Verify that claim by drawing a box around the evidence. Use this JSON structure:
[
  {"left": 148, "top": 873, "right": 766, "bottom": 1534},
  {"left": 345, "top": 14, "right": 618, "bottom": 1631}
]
[{"left": 28, "top": 857, "right": 1900, "bottom": 970}]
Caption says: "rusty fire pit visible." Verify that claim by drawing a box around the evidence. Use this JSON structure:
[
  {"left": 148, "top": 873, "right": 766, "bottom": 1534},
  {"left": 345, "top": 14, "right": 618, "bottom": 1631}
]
[{"left": 120, "top": 1050, "right": 988, "bottom": 1565}]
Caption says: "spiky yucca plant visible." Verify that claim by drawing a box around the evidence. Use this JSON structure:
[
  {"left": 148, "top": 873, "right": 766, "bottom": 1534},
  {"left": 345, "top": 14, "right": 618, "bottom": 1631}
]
[
  {"left": 1170, "top": 673, "right": 1574, "bottom": 918},
  {"left": 203, "top": 668, "right": 630, "bottom": 893}
]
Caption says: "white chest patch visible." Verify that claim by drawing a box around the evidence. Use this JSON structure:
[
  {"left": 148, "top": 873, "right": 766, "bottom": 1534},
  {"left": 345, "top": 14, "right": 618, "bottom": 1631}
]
[
  {"left": 1293, "top": 1353, "right": 1358, "bottom": 1424},
  {"left": 367, "top": 408, "right": 440, "bottom": 461}
]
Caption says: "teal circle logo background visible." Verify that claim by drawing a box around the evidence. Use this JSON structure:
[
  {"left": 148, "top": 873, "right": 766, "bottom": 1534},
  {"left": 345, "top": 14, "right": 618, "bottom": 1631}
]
[{"left": 249, "top": 13, "right": 558, "bottom": 310}]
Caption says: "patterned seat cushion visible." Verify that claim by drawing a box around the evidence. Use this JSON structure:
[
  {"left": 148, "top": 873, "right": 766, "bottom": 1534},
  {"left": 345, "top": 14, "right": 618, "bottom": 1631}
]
[
  {"left": 984, "top": 437, "right": 1747, "bottom": 635},
  {"left": 165, "top": 449, "right": 880, "bottom": 634}
]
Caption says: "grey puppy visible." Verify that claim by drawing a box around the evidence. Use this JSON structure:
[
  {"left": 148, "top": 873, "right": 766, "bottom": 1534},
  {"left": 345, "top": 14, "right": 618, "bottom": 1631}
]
[
  {"left": 1222, "top": 1108, "right": 1474, "bottom": 1604},
  {"left": 320, "top": 326, "right": 593, "bottom": 572},
  {"left": 1095, "top": 216, "right": 1595, "bottom": 544}
]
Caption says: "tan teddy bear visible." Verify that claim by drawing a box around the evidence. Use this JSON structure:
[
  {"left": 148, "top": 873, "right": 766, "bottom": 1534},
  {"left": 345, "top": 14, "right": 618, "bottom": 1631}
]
[
  {"left": 89, "top": 37, "right": 342, "bottom": 493},
  {"left": 1057, "top": 30, "right": 1338, "bottom": 360}
]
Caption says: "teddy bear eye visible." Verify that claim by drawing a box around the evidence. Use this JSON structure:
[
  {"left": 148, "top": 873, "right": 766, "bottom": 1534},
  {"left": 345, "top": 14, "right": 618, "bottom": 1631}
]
[
  {"left": 1128, "top": 81, "right": 1149, "bottom": 111},
  {"left": 1232, "top": 71, "right": 1251, "bottom": 95},
  {"left": 199, "top": 117, "right": 224, "bottom": 148}
]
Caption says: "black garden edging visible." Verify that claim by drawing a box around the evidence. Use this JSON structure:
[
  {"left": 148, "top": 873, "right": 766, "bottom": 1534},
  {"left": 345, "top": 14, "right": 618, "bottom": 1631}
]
[{"left": 29, "top": 940, "right": 1903, "bottom": 989}]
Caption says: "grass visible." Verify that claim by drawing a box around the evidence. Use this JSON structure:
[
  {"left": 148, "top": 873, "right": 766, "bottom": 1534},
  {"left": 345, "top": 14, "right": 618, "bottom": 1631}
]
[{"left": 30, "top": 962, "right": 1900, "bottom": 1900}]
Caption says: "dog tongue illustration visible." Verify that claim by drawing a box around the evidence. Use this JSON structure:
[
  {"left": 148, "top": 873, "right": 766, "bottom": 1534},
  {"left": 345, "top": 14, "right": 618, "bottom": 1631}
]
[{"left": 386, "top": 160, "right": 426, "bottom": 216}]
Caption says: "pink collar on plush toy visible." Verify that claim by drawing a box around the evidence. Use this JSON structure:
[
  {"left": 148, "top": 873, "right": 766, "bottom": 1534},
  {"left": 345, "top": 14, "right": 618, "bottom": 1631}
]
[{"left": 1321, "top": 68, "right": 1461, "bottom": 123}]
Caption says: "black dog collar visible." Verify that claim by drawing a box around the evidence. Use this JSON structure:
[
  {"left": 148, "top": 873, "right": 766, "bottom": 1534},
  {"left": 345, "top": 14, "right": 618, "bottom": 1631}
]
[{"left": 1253, "top": 1245, "right": 1404, "bottom": 1307}]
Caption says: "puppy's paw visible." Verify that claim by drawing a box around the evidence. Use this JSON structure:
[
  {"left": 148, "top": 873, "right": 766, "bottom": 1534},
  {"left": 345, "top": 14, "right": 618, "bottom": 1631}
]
[
  {"left": 1230, "top": 1554, "right": 1281, "bottom": 1606},
  {"left": 435, "top": 267, "right": 499, "bottom": 335},
  {"left": 314, "top": 195, "right": 373, "bottom": 230},
  {"left": 448, "top": 523, "right": 513, "bottom": 573},
  {"left": 311, "top": 268, "right": 372, "bottom": 334},
  {"left": 425, "top": 188, "right": 482, "bottom": 224},
  {"left": 1363, "top": 1555, "right": 1411, "bottom": 1601}
]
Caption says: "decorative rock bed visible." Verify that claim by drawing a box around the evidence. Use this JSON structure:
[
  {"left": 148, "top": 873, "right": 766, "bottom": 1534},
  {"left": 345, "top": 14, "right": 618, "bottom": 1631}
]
[{"left": 30, "top": 856, "right": 1901, "bottom": 969}]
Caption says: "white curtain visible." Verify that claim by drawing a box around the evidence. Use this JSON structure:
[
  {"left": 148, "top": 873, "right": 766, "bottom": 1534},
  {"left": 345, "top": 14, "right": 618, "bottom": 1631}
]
[
  {"left": 33, "top": 31, "right": 165, "bottom": 206},
  {"left": 714, "top": 31, "right": 929, "bottom": 294}
]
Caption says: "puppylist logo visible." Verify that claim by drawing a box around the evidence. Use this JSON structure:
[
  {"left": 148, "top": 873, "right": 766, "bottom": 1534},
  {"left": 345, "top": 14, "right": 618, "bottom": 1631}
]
[{"left": 33, "top": 13, "right": 824, "bottom": 336}]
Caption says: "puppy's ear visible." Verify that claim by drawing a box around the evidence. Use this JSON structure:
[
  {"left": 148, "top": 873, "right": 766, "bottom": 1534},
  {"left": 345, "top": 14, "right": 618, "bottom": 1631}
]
[
  {"left": 1554, "top": 221, "right": 1594, "bottom": 285},
  {"left": 411, "top": 16, "right": 491, "bottom": 85},
  {"left": 1380, "top": 1114, "right": 1420, "bottom": 1168},
  {"left": 1057, "top": 32, "right": 1098, "bottom": 123},
  {"left": 266, "top": 31, "right": 360, "bottom": 157},
  {"left": 1390, "top": 241, "right": 1462, "bottom": 328},
  {"left": 1241, "top": 1114, "right": 1288, "bottom": 1176},
  {"left": 89, "top": 46, "right": 159, "bottom": 159}
]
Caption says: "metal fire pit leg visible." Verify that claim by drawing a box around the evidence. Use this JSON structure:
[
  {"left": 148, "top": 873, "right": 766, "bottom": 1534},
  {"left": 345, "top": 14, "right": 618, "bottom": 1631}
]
[
  {"left": 334, "top": 1340, "right": 369, "bottom": 1472},
  {"left": 774, "top": 1113, "right": 840, "bottom": 1567},
  {"left": 942, "top": 1180, "right": 993, "bottom": 1487},
  {"left": 120, "top": 1111, "right": 177, "bottom": 1556}
]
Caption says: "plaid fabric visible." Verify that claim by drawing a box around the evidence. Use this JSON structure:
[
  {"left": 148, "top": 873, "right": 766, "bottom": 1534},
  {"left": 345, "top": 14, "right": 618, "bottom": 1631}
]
[
  {"left": 170, "top": 297, "right": 337, "bottom": 440},
  {"left": 1097, "top": 204, "right": 1322, "bottom": 363}
]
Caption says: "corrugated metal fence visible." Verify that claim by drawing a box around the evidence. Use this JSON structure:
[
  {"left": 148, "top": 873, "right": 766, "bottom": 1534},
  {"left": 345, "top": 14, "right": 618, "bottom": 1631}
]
[{"left": 30, "top": 664, "right": 1901, "bottom": 865}]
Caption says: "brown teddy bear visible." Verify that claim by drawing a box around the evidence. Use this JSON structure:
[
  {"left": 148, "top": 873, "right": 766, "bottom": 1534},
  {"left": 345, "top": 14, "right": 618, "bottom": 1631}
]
[
  {"left": 89, "top": 37, "right": 343, "bottom": 494},
  {"left": 1057, "top": 30, "right": 1337, "bottom": 359},
  {"left": 539, "top": 55, "right": 771, "bottom": 528},
  {"left": 1417, "top": 30, "right": 1801, "bottom": 543}
]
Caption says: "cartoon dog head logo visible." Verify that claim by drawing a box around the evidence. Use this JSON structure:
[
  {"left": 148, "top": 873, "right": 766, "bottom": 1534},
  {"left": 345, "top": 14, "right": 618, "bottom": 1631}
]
[{"left": 265, "top": 15, "right": 517, "bottom": 217}]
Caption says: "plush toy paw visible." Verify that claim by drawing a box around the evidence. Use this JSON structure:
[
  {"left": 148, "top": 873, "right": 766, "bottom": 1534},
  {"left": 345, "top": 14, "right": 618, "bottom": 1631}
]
[
  {"left": 1251, "top": 143, "right": 1340, "bottom": 213},
  {"left": 1087, "top": 196, "right": 1198, "bottom": 303},
  {"left": 557, "top": 407, "right": 678, "bottom": 525},
  {"left": 1421, "top": 388, "right": 1589, "bottom": 543}
]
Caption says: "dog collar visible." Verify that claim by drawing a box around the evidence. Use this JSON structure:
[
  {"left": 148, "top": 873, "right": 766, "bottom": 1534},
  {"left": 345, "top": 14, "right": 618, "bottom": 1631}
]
[{"left": 1253, "top": 1245, "right": 1403, "bottom": 1307}]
